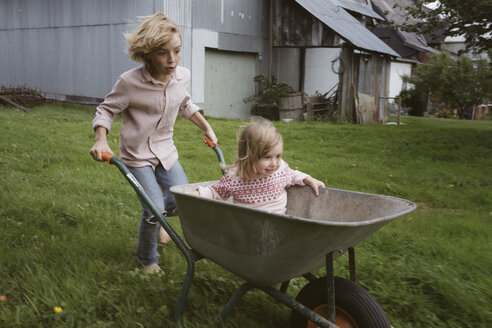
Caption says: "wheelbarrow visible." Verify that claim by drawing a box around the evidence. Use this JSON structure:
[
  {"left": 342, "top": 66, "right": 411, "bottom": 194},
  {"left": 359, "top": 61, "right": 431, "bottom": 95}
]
[{"left": 101, "top": 142, "right": 416, "bottom": 327}]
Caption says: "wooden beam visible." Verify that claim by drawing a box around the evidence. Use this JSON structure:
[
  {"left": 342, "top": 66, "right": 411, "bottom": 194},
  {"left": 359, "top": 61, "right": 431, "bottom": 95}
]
[{"left": 0, "top": 95, "right": 32, "bottom": 114}]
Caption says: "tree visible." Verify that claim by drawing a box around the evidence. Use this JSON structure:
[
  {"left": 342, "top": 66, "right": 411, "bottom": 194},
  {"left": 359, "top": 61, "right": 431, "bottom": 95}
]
[
  {"left": 395, "top": 0, "right": 492, "bottom": 53},
  {"left": 402, "top": 52, "right": 492, "bottom": 119}
]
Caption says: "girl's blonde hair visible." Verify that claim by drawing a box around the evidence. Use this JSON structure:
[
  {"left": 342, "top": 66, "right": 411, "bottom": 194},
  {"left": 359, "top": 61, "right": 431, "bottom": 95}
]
[
  {"left": 233, "top": 118, "right": 283, "bottom": 180},
  {"left": 124, "top": 13, "right": 181, "bottom": 67}
]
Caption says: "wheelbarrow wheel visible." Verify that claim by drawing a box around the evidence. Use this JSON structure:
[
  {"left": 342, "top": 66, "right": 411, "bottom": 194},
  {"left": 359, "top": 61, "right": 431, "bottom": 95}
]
[{"left": 291, "top": 276, "right": 391, "bottom": 328}]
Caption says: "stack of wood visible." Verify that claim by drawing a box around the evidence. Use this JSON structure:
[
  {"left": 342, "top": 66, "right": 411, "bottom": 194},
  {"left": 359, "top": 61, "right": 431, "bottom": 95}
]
[
  {"left": 0, "top": 86, "right": 50, "bottom": 113},
  {"left": 305, "top": 88, "right": 337, "bottom": 120}
]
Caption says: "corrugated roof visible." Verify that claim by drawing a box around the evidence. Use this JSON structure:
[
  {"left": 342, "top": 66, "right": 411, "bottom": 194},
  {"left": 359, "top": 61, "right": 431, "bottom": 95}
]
[
  {"left": 371, "top": 0, "right": 437, "bottom": 53},
  {"left": 331, "top": 0, "right": 384, "bottom": 20},
  {"left": 295, "top": 0, "right": 399, "bottom": 56}
]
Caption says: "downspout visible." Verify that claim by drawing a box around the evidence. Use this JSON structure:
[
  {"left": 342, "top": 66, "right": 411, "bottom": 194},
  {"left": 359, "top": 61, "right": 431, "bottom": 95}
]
[
  {"left": 269, "top": 0, "right": 273, "bottom": 79},
  {"left": 300, "top": 48, "right": 306, "bottom": 93}
]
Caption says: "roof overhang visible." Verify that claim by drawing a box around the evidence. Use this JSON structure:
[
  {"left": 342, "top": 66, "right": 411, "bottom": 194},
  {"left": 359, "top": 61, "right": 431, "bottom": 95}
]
[
  {"left": 295, "top": 0, "right": 399, "bottom": 57},
  {"left": 331, "top": 0, "right": 385, "bottom": 20}
]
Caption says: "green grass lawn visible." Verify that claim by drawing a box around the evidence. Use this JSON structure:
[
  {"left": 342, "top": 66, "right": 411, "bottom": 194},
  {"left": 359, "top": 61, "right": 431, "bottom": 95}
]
[{"left": 1, "top": 103, "right": 491, "bottom": 327}]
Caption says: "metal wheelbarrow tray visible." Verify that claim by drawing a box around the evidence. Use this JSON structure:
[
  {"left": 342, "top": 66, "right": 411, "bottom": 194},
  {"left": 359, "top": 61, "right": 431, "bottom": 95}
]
[
  {"left": 172, "top": 182, "right": 415, "bottom": 287},
  {"left": 102, "top": 154, "right": 416, "bottom": 327}
]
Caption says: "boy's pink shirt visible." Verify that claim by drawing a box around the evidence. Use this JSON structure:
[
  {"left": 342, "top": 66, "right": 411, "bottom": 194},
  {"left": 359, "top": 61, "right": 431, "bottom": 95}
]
[
  {"left": 197, "top": 160, "right": 309, "bottom": 214},
  {"left": 92, "top": 65, "right": 199, "bottom": 169}
]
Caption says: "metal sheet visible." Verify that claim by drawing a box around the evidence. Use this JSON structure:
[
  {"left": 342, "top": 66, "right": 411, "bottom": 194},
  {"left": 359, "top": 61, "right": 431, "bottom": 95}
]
[
  {"left": 172, "top": 183, "right": 416, "bottom": 286},
  {"left": 331, "top": 0, "right": 385, "bottom": 20},
  {"left": 204, "top": 49, "right": 257, "bottom": 119},
  {"left": 295, "top": 0, "right": 399, "bottom": 57},
  {"left": 0, "top": 0, "right": 194, "bottom": 100},
  {"left": 371, "top": 0, "right": 437, "bottom": 54},
  {"left": 192, "top": 0, "right": 267, "bottom": 37}
]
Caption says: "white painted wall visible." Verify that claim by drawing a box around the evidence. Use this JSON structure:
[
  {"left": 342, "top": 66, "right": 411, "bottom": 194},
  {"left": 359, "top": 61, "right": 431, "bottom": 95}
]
[
  {"left": 273, "top": 47, "right": 341, "bottom": 97},
  {"left": 191, "top": 28, "right": 219, "bottom": 104},
  {"left": 304, "top": 48, "right": 341, "bottom": 97},
  {"left": 388, "top": 61, "right": 412, "bottom": 99},
  {"left": 204, "top": 50, "right": 257, "bottom": 119},
  {"left": 273, "top": 48, "right": 301, "bottom": 90}
]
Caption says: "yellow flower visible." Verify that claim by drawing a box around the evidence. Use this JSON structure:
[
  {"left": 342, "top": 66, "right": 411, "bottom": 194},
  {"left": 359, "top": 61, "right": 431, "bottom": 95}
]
[
  {"left": 53, "top": 306, "right": 63, "bottom": 314},
  {"left": 448, "top": 184, "right": 454, "bottom": 188}
]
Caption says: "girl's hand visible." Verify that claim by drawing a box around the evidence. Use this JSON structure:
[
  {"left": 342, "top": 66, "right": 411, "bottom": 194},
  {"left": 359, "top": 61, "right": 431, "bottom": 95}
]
[
  {"left": 186, "top": 187, "right": 200, "bottom": 196},
  {"left": 304, "top": 177, "right": 325, "bottom": 196}
]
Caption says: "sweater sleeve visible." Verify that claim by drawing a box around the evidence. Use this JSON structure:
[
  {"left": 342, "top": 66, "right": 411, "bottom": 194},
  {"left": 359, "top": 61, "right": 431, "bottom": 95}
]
[
  {"left": 197, "top": 175, "right": 232, "bottom": 200},
  {"left": 92, "top": 77, "right": 130, "bottom": 133},
  {"left": 282, "top": 161, "right": 310, "bottom": 186},
  {"left": 177, "top": 67, "right": 200, "bottom": 119},
  {"left": 290, "top": 169, "right": 310, "bottom": 185},
  {"left": 196, "top": 185, "right": 219, "bottom": 199}
]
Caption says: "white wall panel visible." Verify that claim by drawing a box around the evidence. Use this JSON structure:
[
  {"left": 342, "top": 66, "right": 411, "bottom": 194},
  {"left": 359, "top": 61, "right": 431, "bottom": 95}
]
[
  {"left": 388, "top": 61, "right": 412, "bottom": 99},
  {"left": 0, "top": 0, "right": 265, "bottom": 106},
  {"left": 204, "top": 49, "right": 257, "bottom": 119},
  {"left": 304, "top": 48, "right": 340, "bottom": 96}
]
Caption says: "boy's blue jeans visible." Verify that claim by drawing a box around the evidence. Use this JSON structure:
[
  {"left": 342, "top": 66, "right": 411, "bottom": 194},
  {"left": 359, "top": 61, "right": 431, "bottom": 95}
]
[{"left": 128, "top": 161, "right": 188, "bottom": 266}]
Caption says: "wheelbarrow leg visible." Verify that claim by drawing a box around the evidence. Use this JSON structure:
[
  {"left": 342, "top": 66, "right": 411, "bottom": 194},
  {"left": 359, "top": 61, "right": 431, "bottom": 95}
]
[
  {"left": 212, "top": 283, "right": 254, "bottom": 326},
  {"left": 303, "top": 272, "right": 319, "bottom": 282},
  {"left": 260, "top": 286, "right": 339, "bottom": 328},
  {"left": 348, "top": 247, "right": 357, "bottom": 283},
  {"left": 326, "top": 252, "right": 336, "bottom": 324},
  {"left": 173, "top": 257, "right": 196, "bottom": 327},
  {"left": 279, "top": 280, "right": 290, "bottom": 294}
]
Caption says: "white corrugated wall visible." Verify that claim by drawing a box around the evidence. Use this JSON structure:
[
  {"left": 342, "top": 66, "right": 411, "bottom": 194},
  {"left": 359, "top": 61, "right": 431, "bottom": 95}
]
[
  {"left": 0, "top": 0, "right": 193, "bottom": 102},
  {"left": 0, "top": 0, "right": 269, "bottom": 120},
  {"left": 204, "top": 49, "right": 257, "bottom": 119}
]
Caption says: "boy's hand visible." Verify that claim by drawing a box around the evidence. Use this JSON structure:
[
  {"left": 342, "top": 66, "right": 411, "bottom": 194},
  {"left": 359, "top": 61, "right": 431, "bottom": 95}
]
[
  {"left": 90, "top": 140, "right": 114, "bottom": 162},
  {"left": 304, "top": 177, "right": 325, "bottom": 196},
  {"left": 90, "top": 126, "right": 113, "bottom": 161},
  {"left": 204, "top": 129, "right": 218, "bottom": 145}
]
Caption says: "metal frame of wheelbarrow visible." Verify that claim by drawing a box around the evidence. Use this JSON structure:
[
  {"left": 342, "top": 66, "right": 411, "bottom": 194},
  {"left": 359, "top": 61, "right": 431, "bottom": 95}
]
[{"left": 101, "top": 150, "right": 344, "bottom": 328}]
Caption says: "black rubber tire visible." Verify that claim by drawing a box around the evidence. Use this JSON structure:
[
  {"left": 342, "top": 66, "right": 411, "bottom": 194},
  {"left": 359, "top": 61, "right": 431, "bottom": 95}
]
[{"left": 291, "top": 276, "right": 392, "bottom": 328}]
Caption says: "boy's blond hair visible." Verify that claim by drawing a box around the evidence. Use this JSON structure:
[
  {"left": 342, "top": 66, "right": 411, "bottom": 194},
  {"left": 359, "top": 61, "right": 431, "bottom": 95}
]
[
  {"left": 234, "top": 118, "right": 283, "bottom": 180},
  {"left": 124, "top": 13, "right": 181, "bottom": 67}
]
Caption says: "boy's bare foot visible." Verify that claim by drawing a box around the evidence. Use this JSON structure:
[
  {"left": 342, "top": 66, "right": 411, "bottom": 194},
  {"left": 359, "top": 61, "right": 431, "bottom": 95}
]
[
  {"left": 142, "top": 263, "right": 164, "bottom": 276},
  {"left": 159, "top": 226, "right": 171, "bottom": 244}
]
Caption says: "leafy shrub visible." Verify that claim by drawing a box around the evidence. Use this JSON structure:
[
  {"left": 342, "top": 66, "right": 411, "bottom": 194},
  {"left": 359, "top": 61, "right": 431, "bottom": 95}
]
[
  {"left": 399, "top": 88, "right": 426, "bottom": 116},
  {"left": 243, "top": 74, "right": 294, "bottom": 120}
]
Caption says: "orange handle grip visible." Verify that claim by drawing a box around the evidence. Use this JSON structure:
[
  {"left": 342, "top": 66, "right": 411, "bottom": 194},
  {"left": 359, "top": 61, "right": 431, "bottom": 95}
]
[
  {"left": 204, "top": 136, "right": 217, "bottom": 148},
  {"left": 101, "top": 152, "right": 115, "bottom": 163}
]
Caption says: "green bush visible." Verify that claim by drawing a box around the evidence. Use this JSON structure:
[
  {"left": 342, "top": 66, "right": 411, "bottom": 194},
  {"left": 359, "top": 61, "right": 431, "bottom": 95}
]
[
  {"left": 399, "top": 88, "right": 426, "bottom": 116},
  {"left": 243, "top": 74, "right": 293, "bottom": 120}
]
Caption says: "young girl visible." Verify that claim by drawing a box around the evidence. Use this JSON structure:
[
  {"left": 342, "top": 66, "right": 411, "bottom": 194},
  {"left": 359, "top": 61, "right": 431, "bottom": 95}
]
[
  {"left": 89, "top": 13, "right": 218, "bottom": 274},
  {"left": 197, "top": 118, "right": 325, "bottom": 214}
]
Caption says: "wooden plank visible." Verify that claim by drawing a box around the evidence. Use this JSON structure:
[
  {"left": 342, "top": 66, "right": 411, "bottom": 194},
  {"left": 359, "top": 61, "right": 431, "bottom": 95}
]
[
  {"left": 272, "top": 0, "right": 340, "bottom": 47},
  {"left": 0, "top": 95, "right": 32, "bottom": 114}
]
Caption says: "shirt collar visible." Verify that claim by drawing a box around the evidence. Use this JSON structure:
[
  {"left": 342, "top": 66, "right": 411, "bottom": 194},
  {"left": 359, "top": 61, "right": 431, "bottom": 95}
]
[{"left": 141, "top": 65, "right": 182, "bottom": 85}]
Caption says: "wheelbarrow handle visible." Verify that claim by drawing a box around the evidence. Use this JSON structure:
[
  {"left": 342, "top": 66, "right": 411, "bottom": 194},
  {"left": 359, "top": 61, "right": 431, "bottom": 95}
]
[
  {"left": 101, "top": 152, "right": 115, "bottom": 163},
  {"left": 204, "top": 137, "right": 227, "bottom": 175},
  {"left": 98, "top": 150, "right": 200, "bottom": 327},
  {"left": 204, "top": 136, "right": 217, "bottom": 148}
]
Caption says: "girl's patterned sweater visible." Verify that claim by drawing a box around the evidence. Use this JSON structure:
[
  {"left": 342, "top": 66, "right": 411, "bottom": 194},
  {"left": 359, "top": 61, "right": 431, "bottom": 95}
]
[{"left": 197, "top": 160, "right": 309, "bottom": 214}]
